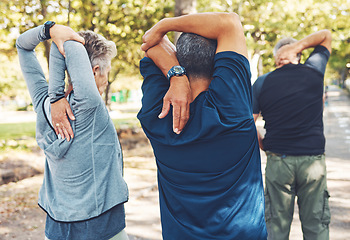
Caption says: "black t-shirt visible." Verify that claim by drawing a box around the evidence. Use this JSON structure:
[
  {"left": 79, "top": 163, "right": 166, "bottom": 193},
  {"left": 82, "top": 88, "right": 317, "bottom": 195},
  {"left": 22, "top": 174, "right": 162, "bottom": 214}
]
[{"left": 252, "top": 45, "right": 330, "bottom": 155}]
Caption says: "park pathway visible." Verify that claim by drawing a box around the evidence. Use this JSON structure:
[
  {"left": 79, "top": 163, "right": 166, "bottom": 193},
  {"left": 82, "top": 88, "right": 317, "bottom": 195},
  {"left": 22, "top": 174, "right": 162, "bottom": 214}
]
[
  {"left": 286, "top": 85, "right": 350, "bottom": 240},
  {"left": 125, "top": 85, "right": 350, "bottom": 240},
  {"left": 0, "top": 86, "right": 349, "bottom": 240}
]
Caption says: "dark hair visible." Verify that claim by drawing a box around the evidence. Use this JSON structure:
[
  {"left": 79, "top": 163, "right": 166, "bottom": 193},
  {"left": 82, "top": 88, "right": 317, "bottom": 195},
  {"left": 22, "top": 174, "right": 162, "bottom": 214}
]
[{"left": 176, "top": 33, "right": 217, "bottom": 81}]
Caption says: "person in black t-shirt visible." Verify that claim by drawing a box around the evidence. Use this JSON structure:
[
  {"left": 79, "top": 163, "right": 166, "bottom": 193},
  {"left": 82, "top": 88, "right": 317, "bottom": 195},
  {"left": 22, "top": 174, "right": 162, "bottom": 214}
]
[{"left": 252, "top": 30, "right": 332, "bottom": 240}]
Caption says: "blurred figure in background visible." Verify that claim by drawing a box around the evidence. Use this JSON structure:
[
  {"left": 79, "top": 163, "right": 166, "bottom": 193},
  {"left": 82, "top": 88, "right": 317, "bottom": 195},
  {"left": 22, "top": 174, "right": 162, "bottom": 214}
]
[{"left": 252, "top": 30, "right": 332, "bottom": 240}]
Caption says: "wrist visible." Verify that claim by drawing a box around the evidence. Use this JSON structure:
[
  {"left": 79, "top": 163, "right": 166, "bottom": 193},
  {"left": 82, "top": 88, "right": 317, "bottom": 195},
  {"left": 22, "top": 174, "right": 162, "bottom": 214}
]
[
  {"left": 157, "top": 18, "right": 171, "bottom": 36},
  {"left": 294, "top": 39, "right": 310, "bottom": 53},
  {"left": 169, "top": 75, "right": 188, "bottom": 84}
]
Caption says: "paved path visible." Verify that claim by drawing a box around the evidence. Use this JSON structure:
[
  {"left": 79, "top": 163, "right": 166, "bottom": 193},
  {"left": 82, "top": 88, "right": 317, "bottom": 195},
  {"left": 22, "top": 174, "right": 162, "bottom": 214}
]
[
  {"left": 276, "top": 86, "right": 350, "bottom": 239},
  {"left": 129, "top": 86, "right": 350, "bottom": 240},
  {"left": 1, "top": 86, "right": 349, "bottom": 239}
]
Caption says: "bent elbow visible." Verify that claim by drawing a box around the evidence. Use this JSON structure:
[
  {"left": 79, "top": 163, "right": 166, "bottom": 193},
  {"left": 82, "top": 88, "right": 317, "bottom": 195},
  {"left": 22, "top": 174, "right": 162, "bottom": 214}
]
[
  {"left": 226, "top": 12, "right": 241, "bottom": 25},
  {"left": 15, "top": 36, "right": 23, "bottom": 50},
  {"left": 219, "top": 12, "right": 242, "bottom": 32},
  {"left": 322, "top": 29, "right": 332, "bottom": 53},
  {"left": 63, "top": 40, "right": 86, "bottom": 57},
  {"left": 323, "top": 29, "right": 332, "bottom": 37}
]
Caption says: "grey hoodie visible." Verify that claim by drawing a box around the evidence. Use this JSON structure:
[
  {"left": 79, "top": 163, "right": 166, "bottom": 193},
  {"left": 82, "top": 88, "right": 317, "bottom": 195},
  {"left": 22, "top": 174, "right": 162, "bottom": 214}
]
[{"left": 16, "top": 26, "right": 128, "bottom": 222}]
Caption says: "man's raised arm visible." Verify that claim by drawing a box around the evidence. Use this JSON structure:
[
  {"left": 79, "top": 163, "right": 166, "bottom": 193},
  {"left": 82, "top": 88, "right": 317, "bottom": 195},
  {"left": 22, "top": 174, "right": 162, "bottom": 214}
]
[
  {"left": 141, "top": 13, "right": 247, "bottom": 134},
  {"left": 276, "top": 30, "right": 332, "bottom": 67},
  {"left": 141, "top": 12, "right": 247, "bottom": 58},
  {"left": 144, "top": 36, "right": 191, "bottom": 135}
]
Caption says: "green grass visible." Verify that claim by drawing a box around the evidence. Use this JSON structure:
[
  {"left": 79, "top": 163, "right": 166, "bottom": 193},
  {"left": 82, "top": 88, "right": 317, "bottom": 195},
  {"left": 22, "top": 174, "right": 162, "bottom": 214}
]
[
  {"left": 0, "top": 118, "right": 140, "bottom": 141},
  {"left": 0, "top": 122, "right": 37, "bottom": 140},
  {"left": 112, "top": 118, "right": 140, "bottom": 129}
]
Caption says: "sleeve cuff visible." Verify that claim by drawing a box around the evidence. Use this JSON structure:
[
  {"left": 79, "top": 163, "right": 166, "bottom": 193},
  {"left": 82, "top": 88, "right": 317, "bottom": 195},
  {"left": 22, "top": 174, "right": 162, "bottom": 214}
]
[{"left": 50, "top": 94, "right": 66, "bottom": 104}]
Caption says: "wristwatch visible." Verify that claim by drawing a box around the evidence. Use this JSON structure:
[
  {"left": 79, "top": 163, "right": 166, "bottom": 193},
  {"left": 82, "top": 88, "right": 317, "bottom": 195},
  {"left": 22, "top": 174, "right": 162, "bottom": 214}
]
[
  {"left": 44, "top": 21, "right": 56, "bottom": 40},
  {"left": 167, "top": 66, "right": 186, "bottom": 81}
]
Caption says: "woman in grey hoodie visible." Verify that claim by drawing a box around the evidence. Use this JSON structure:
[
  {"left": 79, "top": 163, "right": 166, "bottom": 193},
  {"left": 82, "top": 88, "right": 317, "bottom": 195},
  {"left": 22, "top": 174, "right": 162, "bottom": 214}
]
[{"left": 16, "top": 23, "right": 128, "bottom": 240}]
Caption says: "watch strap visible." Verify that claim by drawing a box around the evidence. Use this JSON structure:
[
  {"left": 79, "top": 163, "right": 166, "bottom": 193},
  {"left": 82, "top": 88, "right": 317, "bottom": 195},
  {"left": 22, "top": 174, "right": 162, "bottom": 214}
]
[
  {"left": 44, "top": 21, "right": 56, "bottom": 40},
  {"left": 167, "top": 66, "right": 186, "bottom": 81}
]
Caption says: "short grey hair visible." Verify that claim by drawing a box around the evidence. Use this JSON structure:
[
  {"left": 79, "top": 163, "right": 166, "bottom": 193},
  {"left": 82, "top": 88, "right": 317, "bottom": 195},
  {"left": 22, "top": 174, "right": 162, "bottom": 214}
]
[
  {"left": 273, "top": 37, "right": 301, "bottom": 61},
  {"left": 77, "top": 30, "right": 117, "bottom": 73}
]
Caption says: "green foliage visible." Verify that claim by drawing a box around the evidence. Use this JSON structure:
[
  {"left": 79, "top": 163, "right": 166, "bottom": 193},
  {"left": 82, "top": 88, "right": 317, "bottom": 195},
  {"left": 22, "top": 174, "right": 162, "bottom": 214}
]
[
  {"left": 0, "top": 0, "right": 349, "bottom": 100},
  {"left": 198, "top": 0, "right": 350, "bottom": 79},
  {"left": 67, "top": 0, "right": 174, "bottom": 75},
  {"left": 0, "top": 0, "right": 175, "bottom": 101}
]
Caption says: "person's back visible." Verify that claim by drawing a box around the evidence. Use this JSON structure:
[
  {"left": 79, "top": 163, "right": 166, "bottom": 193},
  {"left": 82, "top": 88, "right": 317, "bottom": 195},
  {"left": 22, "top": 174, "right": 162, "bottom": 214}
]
[
  {"left": 138, "top": 12, "right": 267, "bottom": 240},
  {"left": 139, "top": 88, "right": 265, "bottom": 239},
  {"left": 252, "top": 31, "right": 332, "bottom": 240},
  {"left": 254, "top": 49, "right": 327, "bottom": 155},
  {"left": 17, "top": 24, "right": 129, "bottom": 240}
]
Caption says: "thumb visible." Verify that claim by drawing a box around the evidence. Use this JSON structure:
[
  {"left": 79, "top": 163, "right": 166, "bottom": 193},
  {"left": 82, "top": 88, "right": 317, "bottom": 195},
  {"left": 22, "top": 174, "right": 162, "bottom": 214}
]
[
  {"left": 141, "top": 42, "right": 149, "bottom": 52},
  {"left": 291, "top": 58, "right": 299, "bottom": 64},
  {"left": 73, "top": 35, "right": 85, "bottom": 45},
  {"left": 159, "top": 100, "right": 170, "bottom": 119},
  {"left": 66, "top": 105, "right": 75, "bottom": 121},
  {"left": 57, "top": 42, "right": 66, "bottom": 58}
]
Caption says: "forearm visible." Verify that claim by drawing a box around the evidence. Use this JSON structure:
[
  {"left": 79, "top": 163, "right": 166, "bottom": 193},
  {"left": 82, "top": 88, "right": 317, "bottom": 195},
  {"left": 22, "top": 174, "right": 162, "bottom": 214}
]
[
  {"left": 16, "top": 25, "right": 46, "bottom": 51},
  {"left": 143, "top": 12, "right": 247, "bottom": 57},
  {"left": 254, "top": 114, "right": 264, "bottom": 150},
  {"left": 157, "top": 13, "right": 235, "bottom": 40},
  {"left": 294, "top": 30, "right": 332, "bottom": 53},
  {"left": 48, "top": 43, "right": 66, "bottom": 103},
  {"left": 16, "top": 25, "right": 48, "bottom": 111},
  {"left": 146, "top": 41, "right": 179, "bottom": 77}
]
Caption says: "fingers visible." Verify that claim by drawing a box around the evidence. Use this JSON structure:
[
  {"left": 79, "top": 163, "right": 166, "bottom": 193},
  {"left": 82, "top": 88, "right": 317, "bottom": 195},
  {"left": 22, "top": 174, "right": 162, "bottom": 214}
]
[
  {"left": 172, "top": 105, "right": 181, "bottom": 134},
  {"left": 56, "top": 124, "right": 65, "bottom": 141},
  {"left": 158, "top": 100, "right": 170, "bottom": 119},
  {"left": 74, "top": 35, "right": 85, "bottom": 45},
  {"left": 62, "top": 116, "right": 74, "bottom": 140},
  {"left": 159, "top": 100, "right": 183, "bottom": 134},
  {"left": 178, "top": 103, "right": 190, "bottom": 133},
  {"left": 276, "top": 59, "right": 290, "bottom": 68},
  {"left": 159, "top": 100, "right": 190, "bottom": 135},
  {"left": 51, "top": 98, "right": 75, "bottom": 141},
  {"left": 58, "top": 109, "right": 74, "bottom": 140},
  {"left": 54, "top": 123, "right": 72, "bottom": 141},
  {"left": 141, "top": 42, "right": 149, "bottom": 52},
  {"left": 66, "top": 106, "right": 76, "bottom": 121},
  {"left": 57, "top": 42, "right": 66, "bottom": 57},
  {"left": 62, "top": 126, "right": 71, "bottom": 142}
]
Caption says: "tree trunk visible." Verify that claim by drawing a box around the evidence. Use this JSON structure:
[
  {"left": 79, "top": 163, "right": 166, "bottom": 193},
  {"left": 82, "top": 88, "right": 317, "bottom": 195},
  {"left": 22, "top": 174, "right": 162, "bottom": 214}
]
[
  {"left": 174, "top": 0, "right": 197, "bottom": 43},
  {"left": 43, "top": 41, "right": 51, "bottom": 68},
  {"left": 105, "top": 69, "right": 120, "bottom": 109},
  {"left": 341, "top": 68, "right": 346, "bottom": 88},
  {"left": 40, "top": 0, "right": 50, "bottom": 68},
  {"left": 67, "top": 0, "right": 71, "bottom": 26},
  {"left": 105, "top": 82, "right": 111, "bottom": 110}
]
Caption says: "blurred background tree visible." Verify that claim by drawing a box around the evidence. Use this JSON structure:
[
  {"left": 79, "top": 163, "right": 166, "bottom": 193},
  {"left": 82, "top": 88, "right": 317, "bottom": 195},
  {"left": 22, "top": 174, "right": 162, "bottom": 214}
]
[{"left": 0, "top": 0, "right": 349, "bottom": 107}]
